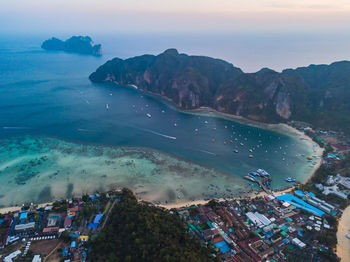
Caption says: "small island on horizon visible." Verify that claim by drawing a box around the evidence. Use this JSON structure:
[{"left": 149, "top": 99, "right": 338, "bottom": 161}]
[{"left": 41, "top": 35, "right": 102, "bottom": 56}]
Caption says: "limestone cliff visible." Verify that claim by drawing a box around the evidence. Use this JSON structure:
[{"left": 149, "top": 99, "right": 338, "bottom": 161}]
[{"left": 89, "top": 49, "right": 350, "bottom": 130}]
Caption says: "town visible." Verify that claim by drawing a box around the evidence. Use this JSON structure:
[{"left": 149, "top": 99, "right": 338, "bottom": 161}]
[{"left": 1, "top": 124, "right": 350, "bottom": 262}]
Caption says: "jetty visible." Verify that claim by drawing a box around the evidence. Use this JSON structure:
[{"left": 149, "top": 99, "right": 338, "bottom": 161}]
[{"left": 244, "top": 175, "right": 272, "bottom": 194}]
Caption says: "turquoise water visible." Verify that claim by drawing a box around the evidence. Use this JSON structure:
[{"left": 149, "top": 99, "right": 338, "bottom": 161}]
[{"left": 0, "top": 35, "right": 316, "bottom": 206}]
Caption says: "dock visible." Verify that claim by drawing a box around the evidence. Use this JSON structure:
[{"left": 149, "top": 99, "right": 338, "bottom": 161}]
[{"left": 244, "top": 176, "right": 272, "bottom": 194}]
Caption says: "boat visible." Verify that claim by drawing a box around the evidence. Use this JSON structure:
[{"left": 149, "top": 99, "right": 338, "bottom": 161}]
[
  {"left": 240, "top": 142, "right": 244, "bottom": 146},
  {"left": 249, "top": 154, "right": 254, "bottom": 158},
  {"left": 146, "top": 113, "right": 151, "bottom": 118},
  {"left": 285, "top": 177, "right": 296, "bottom": 183},
  {"left": 244, "top": 175, "right": 255, "bottom": 182},
  {"left": 234, "top": 149, "right": 239, "bottom": 153},
  {"left": 346, "top": 234, "right": 350, "bottom": 239},
  {"left": 106, "top": 104, "right": 109, "bottom": 110},
  {"left": 249, "top": 172, "right": 258, "bottom": 177},
  {"left": 249, "top": 149, "right": 253, "bottom": 152},
  {"left": 256, "top": 169, "right": 270, "bottom": 177},
  {"left": 224, "top": 141, "right": 227, "bottom": 145},
  {"left": 212, "top": 138, "right": 215, "bottom": 143},
  {"left": 174, "top": 123, "right": 177, "bottom": 126},
  {"left": 204, "top": 121, "right": 208, "bottom": 124},
  {"left": 307, "top": 156, "right": 313, "bottom": 160},
  {"left": 248, "top": 173, "right": 256, "bottom": 179}
]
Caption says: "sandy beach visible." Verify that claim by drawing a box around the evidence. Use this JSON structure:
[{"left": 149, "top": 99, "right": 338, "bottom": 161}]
[
  {"left": 0, "top": 202, "right": 53, "bottom": 215},
  {"left": 158, "top": 186, "right": 297, "bottom": 210},
  {"left": 186, "top": 106, "right": 324, "bottom": 180},
  {"left": 337, "top": 205, "right": 350, "bottom": 262}
]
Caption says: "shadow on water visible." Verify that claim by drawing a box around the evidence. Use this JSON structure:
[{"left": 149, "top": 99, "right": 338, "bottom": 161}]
[
  {"left": 37, "top": 186, "right": 52, "bottom": 203},
  {"left": 166, "top": 188, "right": 176, "bottom": 202},
  {"left": 66, "top": 183, "right": 74, "bottom": 199}
]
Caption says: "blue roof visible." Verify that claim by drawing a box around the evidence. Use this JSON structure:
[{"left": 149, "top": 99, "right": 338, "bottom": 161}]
[
  {"left": 277, "top": 194, "right": 325, "bottom": 216},
  {"left": 20, "top": 212, "right": 28, "bottom": 220},
  {"left": 294, "top": 190, "right": 304, "bottom": 197},
  {"left": 87, "top": 223, "right": 98, "bottom": 228},
  {"left": 215, "top": 241, "right": 230, "bottom": 253},
  {"left": 308, "top": 192, "right": 316, "bottom": 197},
  {"left": 93, "top": 214, "right": 104, "bottom": 224},
  {"left": 90, "top": 195, "right": 101, "bottom": 201},
  {"left": 71, "top": 241, "right": 76, "bottom": 248}
]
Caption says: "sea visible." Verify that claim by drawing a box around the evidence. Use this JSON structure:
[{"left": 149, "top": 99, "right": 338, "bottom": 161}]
[{"left": 0, "top": 33, "right": 328, "bottom": 207}]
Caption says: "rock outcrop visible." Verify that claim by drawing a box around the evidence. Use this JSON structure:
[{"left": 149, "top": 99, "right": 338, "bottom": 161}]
[
  {"left": 89, "top": 49, "right": 350, "bottom": 130},
  {"left": 42, "top": 36, "right": 102, "bottom": 56}
]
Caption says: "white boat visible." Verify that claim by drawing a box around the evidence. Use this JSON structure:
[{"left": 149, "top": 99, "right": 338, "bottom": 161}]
[
  {"left": 286, "top": 177, "right": 296, "bottom": 183},
  {"left": 256, "top": 169, "right": 270, "bottom": 177},
  {"left": 146, "top": 113, "right": 151, "bottom": 118},
  {"left": 106, "top": 104, "right": 109, "bottom": 110}
]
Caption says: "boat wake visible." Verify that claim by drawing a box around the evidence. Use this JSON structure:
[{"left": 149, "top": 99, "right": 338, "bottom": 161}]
[
  {"left": 141, "top": 128, "right": 177, "bottom": 140},
  {"left": 77, "top": 128, "right": 97, "bottom": 133},
  {"left": 2, "top": 126, "right": 31, "bottom": 130},
  {"left": 198, "top": 149, "right": 216, "bottom": 156}
]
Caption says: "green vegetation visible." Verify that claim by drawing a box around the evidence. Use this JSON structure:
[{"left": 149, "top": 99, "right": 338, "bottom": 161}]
[{"left": 89, "top": 188, "right": 218, "bottom": 262}]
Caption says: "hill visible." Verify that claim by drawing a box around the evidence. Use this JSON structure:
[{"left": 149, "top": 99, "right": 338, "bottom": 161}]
[
  {"left": 89, "top": 189, "right": 218, "bottom": 262},
  {"left": 89, "top": 49, "right": 350, "bottom": 131}
]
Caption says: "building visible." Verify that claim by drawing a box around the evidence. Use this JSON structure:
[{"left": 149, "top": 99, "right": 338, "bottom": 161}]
[
  {"left": 246, "top": 212, "right": 271, "bottom": 227},
  {"left": 47, "top": 215, "right": 59, "bottom": 227},
  {"left": 14, "top": 222, "right": 35, "bottom": 231},
  {"left": 32, "top": 255, "right": 42, "bottom": 262},
  {"left": 4, "top": 250, "right": 21, "bottom": 262}
]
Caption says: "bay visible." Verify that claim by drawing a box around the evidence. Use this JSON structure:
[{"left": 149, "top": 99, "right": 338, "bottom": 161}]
[{"left": 0, "top": 35, "right": 317, "bottom": 206}]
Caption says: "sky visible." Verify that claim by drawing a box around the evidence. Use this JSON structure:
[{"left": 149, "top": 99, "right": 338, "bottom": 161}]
[{"left": 1, "top": 0, "right": 350, "bottom": 34}]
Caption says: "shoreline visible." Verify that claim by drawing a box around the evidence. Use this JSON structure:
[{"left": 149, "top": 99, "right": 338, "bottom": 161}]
[
  {"left": 337, "top": 205, "right": 350, "bottom": 262},
  {"left": 0, "top": 88, "right": 323, "bottom": 212},
  {"left": 111, "top": 84, "right": 324, "bottom": 182},
  {"left": 183, "top": 106, "right": 324, "bottom": 183},
  {"left": 0, "top": 186, "right": 297, "bottom": 214},
  {"left": 158, "top": 184, "right": 297, "bottom": 210},
  {"left": 0, "top": 202, "right": 53, "bottom": 215}
]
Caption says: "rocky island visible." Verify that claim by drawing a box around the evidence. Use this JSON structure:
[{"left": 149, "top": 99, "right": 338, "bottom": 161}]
[
  {"left": 42, "top": 36, "right": 102, "bottom": 56},
  {"left": 89, "top": 49, "right": 350, "bottom": 131}
]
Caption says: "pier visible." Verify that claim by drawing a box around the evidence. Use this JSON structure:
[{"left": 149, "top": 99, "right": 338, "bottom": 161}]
[{"left": 244, "top": 176, "right": 272, "bottom": 194}]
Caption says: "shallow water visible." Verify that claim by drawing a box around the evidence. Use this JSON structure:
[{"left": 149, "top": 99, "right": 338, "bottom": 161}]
[
  {"left": 0, "top": 136, "right": 250, "bottom": 207},
  {"left": 0, "top": 35, "right": 316, "bottom": 206}
]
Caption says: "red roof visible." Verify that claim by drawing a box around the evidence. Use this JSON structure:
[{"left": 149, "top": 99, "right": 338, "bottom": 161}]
[
  {"left": 43, "top": 227, "right": 59, "bottom": 233},
  {"left": 213, "top": 236, "right": 224, "bottom": 243},
  {"left": 64, "top": 217, "right": 72, "bottom": 228},
  {"left": 69, "top": 206, "right": 80, "bottom": 212}
]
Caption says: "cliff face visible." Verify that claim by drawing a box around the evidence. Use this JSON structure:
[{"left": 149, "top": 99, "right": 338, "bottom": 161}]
[
  {"left": 90, "top": 49, "right": 242, "bottom": 109},
  {"left": 90, "top": 49, "right": 350, "bottom": 130},
  {"left": 42, "top": 36, "right": 102, "bottom": 56}
]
